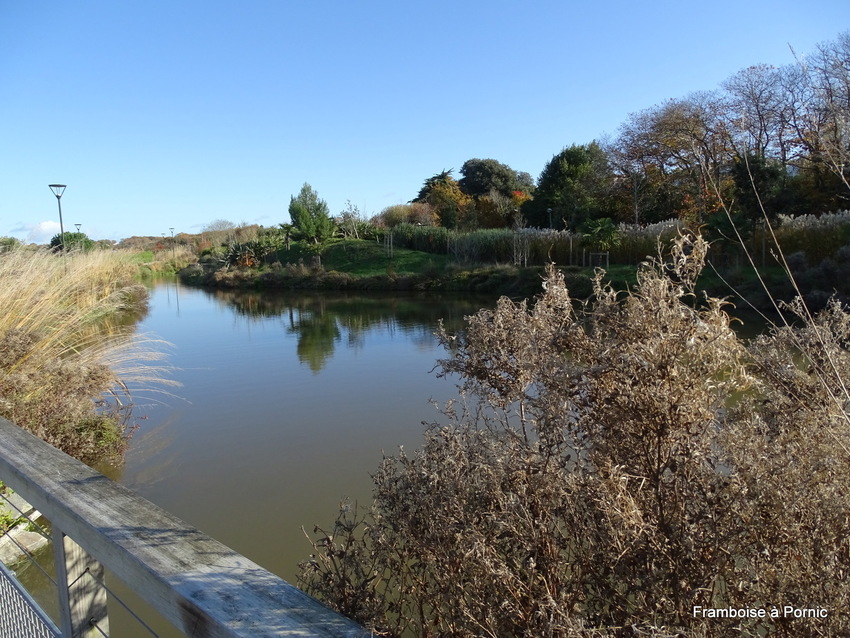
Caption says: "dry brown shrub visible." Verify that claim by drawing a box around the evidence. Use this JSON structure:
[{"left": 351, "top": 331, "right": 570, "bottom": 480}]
[{"left": 300, "top": 235, "right": 850, "bottom": 637}]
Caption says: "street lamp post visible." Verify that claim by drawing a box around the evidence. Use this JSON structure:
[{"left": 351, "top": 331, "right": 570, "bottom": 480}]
[
  {"left": 170, "top": 228, "right": 175, "bottom": 261},
  {"left": 48, "top": 184, "right": 67, "bottom": 250}
]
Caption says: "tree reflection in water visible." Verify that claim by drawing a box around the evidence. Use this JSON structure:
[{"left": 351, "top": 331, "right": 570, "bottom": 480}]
[{"left": 208, "top": 290, "right": 498, "bottom": 373}]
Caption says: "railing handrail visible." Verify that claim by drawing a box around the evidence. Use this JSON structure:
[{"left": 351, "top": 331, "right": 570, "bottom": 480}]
[{"left": 0, "top": 417, "right": 368, "bottom": 637}]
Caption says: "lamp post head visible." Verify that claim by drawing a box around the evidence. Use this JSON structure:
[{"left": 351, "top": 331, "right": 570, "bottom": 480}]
[{"left": 49, "top": 184, "right": 67, "bottom": 198}]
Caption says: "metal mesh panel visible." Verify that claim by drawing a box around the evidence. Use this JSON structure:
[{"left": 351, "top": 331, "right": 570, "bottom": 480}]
[{"left": 0, "top": 560, "right": 60, "bottom": 638}]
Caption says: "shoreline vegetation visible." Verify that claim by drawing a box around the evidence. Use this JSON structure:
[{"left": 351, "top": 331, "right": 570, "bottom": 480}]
[
  {"left": 0, "top": 248, "right": 172, "bottom": 466},
  {"left": 173, "top": 212, "right": 850, "bottom": 316},
  {"left": 3, "top": 206, "right": 850, "bottom": 464},
  {"left": 178, "top": 247, "right": 636, "bottom": 299}
]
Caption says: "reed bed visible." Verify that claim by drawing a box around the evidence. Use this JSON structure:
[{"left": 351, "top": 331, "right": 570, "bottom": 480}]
[
  {"left": 770, "top": 210, "right": 850, "bottom": 263},
  {"left": 0, "top": 247, "right": 173, "bottom": 465},
  {"left": 389, "top": 221, "right": 683, "bottom": 266},
  {"left": 390, "top": 213, "right": 850, "bottom": 271}
]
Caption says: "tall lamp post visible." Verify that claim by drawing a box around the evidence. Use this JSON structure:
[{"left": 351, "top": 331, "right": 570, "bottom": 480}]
[
  {"left": 48, "top": 184, "right": 67, "bottom": 250},
  {"left": 170, "top": 227, "right": 175, "bottom": 261}
]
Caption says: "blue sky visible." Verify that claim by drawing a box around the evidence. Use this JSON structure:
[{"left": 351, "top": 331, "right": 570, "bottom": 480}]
[{"left": 1, "top": 1, "right": 846, "bottom": 242}]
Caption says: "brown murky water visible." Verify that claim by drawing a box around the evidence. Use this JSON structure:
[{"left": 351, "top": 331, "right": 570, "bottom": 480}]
[{"left": 103, "top": 281, "right": 495, "bottom": 635}]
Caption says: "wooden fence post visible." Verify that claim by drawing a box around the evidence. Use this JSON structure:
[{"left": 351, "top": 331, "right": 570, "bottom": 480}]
[{"left": 53, "top": 528, "right": 108, "bottom": 638}]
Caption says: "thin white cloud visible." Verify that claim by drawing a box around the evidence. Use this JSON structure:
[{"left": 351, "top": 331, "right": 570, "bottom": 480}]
[{"left": 24, "top": 221, "right": 61, "bottom": 244}]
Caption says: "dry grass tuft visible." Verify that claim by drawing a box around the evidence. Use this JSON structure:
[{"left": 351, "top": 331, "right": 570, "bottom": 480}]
[{"left": 0, "top": 248, "right": 174, "bottom": 465}]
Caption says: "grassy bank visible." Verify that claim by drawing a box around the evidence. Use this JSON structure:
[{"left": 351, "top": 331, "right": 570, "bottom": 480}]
[
  {"left": 132, "top": 244, "right": 197, "bottom": 277},
  {"left": 175, "top": 211, "right": 850, "bottom": 309},
  {"left": 180, "top": 233, "right": 846, "bottom": 316},
  {"left": 180, "top": 238, "right": 638, "bottom": 298},
  {"left": 0, "top": 248, "right": 170, "bottom": 465}
]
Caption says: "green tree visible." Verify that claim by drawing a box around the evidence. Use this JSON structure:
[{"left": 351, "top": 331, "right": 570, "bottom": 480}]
[
  {"left": 526, "top": 142, "right": 612, "bottom": 229},
  {"left": 458, "top": 158, "right": 535, "bottom": 200},
  {"left": 289, "top": 183, "right": 335, "bottom": 244},
  {"left": 50, "top": 232, "right": 95, "bottom": 252},
  {"left": 413, "top": 170, "right": 474, "bottom": 229},
  {"left": 457, "top": 159, "right": 536, "bottom": 228}
]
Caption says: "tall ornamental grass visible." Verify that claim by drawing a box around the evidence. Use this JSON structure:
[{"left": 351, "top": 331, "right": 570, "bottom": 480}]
[
  {"left": 0, "top": 248, "right": 172, "bottom": 465},
  {"left": 390, "top": 221, "right": 683, "bottom": 266},
  {"left": 769, "top": 210, "right": 850, "bottom": 263}
]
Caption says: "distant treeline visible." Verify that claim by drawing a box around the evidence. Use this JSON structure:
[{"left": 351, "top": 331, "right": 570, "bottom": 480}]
[{"left": 375, "top": 32, "right": 850, "bottom": 233}]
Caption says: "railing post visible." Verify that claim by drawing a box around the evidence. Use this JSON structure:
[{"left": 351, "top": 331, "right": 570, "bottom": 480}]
[{"left": 53, "top": 528, "right": 108, "bottom": 638}]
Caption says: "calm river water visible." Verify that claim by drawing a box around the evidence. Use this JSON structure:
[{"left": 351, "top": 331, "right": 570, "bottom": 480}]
[{"left": 93, "top": 280, "right": 498, "bottom": 633}]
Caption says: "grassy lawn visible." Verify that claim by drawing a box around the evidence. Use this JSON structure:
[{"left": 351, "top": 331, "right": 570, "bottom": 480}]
[{"left": 312, "top": 239, "right": 450, "bottom": 277}]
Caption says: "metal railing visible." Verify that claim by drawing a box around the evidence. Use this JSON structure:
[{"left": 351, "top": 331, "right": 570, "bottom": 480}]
[
  {"left": 0, "top": 560, "right": 60, "bottom": 638},
  {"left": 0, "top": 416, "right": 369, "bottom": 638}
]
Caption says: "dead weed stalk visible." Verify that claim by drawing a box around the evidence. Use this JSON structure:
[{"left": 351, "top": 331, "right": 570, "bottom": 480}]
[{"left": 300, "top": 235, "right": 850, "bottom": 637}]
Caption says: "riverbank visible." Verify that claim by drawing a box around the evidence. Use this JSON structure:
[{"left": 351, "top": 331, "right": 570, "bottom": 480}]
[
  {"left": 178, "top": 238, "right": 638, "bottom": 298},
  {"left": 176, "top": 233, "right": 850, "bottom": 313},
  {"left": 178, "top": 261, "right": 646, "bottom": 299}
]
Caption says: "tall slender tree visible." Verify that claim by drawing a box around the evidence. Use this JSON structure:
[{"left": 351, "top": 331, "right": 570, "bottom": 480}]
[{"left": 289, "top": 183, "right": 335, "bottom": 244}]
